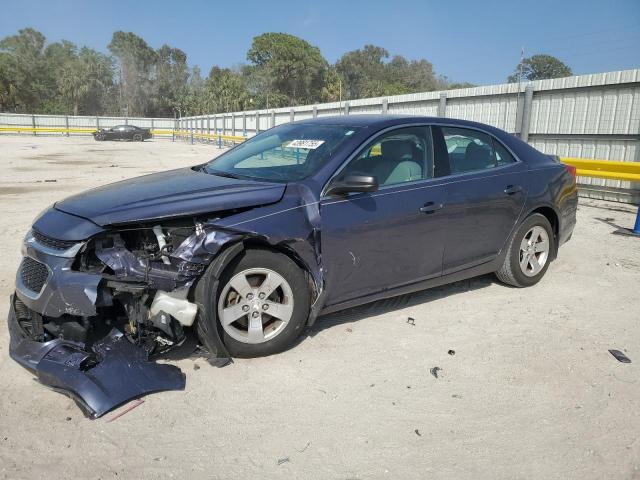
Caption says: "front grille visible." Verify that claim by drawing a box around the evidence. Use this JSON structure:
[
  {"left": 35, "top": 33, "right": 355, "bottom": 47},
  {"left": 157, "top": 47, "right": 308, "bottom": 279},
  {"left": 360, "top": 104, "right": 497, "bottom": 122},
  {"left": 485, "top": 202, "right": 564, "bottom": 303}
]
[
  {"left": 32, "top": 229, "right": 77, "bottom": 250},
  {"left": 20, "top": 257, "right": 49, "bottom": 293}
]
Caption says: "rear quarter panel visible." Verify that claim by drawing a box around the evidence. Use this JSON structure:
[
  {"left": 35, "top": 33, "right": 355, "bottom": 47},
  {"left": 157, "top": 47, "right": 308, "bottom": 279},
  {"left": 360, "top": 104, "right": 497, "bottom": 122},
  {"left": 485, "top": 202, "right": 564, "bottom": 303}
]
[{"left": 525, "top": 162, "right": 578, "bottom": 249}]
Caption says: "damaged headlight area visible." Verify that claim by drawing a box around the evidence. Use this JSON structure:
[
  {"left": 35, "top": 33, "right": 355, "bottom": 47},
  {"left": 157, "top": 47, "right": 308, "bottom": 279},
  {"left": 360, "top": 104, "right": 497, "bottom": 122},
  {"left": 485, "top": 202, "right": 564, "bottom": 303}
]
[
  {"left": 77, "top": 222, "right": 206, "bottom": 353},
  {"left": 10, "top": 220, "right": 232, "bottom": 418}
]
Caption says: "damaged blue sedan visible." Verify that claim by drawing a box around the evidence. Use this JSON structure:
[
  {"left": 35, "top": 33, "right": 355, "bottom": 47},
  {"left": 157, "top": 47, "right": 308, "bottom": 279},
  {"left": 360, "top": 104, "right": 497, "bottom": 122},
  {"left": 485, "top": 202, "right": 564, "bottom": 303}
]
[{"left": 8, "top": 115, "right": 578, "bottom": 416}]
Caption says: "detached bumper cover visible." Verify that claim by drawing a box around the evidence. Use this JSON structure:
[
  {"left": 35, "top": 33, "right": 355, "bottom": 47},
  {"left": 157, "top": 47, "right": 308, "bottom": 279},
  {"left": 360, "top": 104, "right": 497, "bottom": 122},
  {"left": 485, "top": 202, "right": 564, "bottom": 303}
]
[{"left": 8, "top": 295, "right": 185, "bottom": 418}]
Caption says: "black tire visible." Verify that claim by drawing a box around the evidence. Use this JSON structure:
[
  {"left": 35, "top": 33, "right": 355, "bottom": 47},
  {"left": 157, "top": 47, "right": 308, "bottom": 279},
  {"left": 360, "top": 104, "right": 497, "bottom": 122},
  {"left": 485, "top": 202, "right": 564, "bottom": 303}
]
[
  {"left": 133, "top": 133, "right": 143, "bottom": 142},
  {"left": 95, "top": 133, "right": 105, "bottom": 141},
  {"left": 197, "top": 249, "right": 310, "bottom": 358},
  {"left": 495, "top": 213, "right": 555, "bottom": 287}
]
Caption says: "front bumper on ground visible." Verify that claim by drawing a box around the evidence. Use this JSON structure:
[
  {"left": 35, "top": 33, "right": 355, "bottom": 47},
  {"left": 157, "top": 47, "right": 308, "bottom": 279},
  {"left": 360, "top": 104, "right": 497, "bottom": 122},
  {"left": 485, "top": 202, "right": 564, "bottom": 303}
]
[{"left": 8, "top": 294, "right": 185, "bottom": 418}]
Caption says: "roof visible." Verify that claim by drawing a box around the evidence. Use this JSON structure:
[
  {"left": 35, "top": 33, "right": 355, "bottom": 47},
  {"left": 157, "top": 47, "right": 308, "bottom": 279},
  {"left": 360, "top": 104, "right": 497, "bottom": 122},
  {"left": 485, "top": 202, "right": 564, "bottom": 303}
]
[{"left": 295, "top": 114, "right": 506, "bottom": 134}]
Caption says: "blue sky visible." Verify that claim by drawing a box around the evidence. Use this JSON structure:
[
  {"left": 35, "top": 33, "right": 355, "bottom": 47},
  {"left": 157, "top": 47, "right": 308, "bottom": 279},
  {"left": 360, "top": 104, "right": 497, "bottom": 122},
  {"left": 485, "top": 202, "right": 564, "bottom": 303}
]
[{"left": 1, "top": 0, "right": 639, "bottom": 85}]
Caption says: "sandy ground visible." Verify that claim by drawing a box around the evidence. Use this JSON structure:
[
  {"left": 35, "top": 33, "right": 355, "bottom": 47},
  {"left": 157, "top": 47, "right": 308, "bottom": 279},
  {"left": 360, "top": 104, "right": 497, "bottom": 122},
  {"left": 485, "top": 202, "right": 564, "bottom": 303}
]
[{"left": 0, "top": 135, "right": 638, "bottom": 480}]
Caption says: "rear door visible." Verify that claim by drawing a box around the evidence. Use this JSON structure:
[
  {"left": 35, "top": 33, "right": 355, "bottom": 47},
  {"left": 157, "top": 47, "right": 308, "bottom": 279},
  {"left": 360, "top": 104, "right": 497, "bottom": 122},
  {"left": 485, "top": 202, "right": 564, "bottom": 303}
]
[
  {"left": 320, "top": 126, "right": 448, "bottom": 306},
  {"left": 433, "top": 126, "right": 528, "bottom": 274}
]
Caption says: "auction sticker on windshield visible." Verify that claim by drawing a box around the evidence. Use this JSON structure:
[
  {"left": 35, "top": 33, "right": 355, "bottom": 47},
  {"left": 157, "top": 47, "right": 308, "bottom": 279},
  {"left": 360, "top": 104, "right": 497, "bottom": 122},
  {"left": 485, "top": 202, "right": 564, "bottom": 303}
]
[{"left": 286, "top": 139, "right": 325, "bottom": 149}]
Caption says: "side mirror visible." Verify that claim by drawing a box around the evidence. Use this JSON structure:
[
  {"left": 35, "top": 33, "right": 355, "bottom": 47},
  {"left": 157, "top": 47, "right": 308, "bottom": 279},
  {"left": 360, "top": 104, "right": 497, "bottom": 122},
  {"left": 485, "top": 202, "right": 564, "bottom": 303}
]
[{"left": 326, "top": 174, "right": 378, "bottom": 196}]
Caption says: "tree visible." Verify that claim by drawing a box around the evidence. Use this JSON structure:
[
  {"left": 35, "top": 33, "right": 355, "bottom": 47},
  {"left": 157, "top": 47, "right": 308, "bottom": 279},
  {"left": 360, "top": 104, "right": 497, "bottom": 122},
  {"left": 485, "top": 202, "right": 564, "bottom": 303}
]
[
  {"left": 108, "top": 31, "right": 157, "bottom": 116},
  {"left": 508, "top": 54, "right": 572, "bottom": 82},
  {"left": 335, "top": 45, "right": 443, "bottom": 99},
  {"left": 385, "top": 56, "right": 441, "bottom": 93},
  {"left": 57, "top": 48, "right": 113, "bottom": 115},
  {"left": 154, "top": 45, "right": 189, "bottom": 116},
  {"left": 0, "top": 28, "right": 48, "bottom": 111},
  {"left": 336, "top": 45, "right": 389, "bottom": 99},
  {"left": 201, "top": 66, "right": 249, "bottom": 113},
  {"left": 321, "top": 67, "right": 344, "bottom": 102},
  {"left": 246, "top": 33, "right": 327, "bottom": 106}
]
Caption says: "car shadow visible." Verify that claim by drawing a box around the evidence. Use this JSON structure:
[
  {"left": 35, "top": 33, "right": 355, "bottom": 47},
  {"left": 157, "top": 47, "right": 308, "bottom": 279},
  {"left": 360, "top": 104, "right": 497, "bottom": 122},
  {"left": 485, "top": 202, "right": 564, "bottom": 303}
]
[
  {"left": 594, "top": 216, "right": 629, "bottom": 229},
  {"left": 300, "top": 274, "right": 496, "bottom": 341}
]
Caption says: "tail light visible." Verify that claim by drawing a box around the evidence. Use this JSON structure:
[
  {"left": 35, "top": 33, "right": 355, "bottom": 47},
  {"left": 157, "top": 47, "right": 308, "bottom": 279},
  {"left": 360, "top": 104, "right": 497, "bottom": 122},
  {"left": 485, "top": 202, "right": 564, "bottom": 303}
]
[{"left": 565, "top": 164, "right": 577, "bottom": 181}]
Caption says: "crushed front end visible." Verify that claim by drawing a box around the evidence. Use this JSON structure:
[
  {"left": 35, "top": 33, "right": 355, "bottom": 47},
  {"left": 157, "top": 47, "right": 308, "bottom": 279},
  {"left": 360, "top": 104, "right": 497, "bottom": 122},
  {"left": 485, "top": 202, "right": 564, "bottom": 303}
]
[{"left": 7, "top": 208, "right": 228, "bottom": 418}]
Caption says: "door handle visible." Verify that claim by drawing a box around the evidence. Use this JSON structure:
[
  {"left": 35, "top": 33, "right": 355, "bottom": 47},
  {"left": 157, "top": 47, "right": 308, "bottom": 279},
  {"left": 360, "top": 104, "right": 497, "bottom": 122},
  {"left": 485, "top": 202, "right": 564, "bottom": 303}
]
[
  {"left": 504, "top": 185, "right": 522, "bottom": 195},
  {"left": 419, "top": 202, "right": 444, "bottom": 214}
]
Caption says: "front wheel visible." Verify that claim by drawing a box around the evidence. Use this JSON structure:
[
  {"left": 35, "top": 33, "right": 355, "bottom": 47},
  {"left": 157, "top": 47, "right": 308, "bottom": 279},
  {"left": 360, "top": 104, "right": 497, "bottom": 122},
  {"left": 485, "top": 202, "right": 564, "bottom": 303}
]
[
  {"left": 133, "top": 133, "right": 143, "bottom": 141},
  {"left": 496, "top": 213, "right": 555, "bottom": 287},
  {"left": 198, "top": 249, "right": 310, "bottom": 358}
]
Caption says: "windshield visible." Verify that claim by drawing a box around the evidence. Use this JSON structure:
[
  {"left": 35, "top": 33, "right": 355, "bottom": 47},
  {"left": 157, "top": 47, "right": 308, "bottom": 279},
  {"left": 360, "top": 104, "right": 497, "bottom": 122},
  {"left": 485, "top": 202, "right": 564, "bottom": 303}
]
[{"left": 203, "top": 123, "right": 360, "bottom": 182}]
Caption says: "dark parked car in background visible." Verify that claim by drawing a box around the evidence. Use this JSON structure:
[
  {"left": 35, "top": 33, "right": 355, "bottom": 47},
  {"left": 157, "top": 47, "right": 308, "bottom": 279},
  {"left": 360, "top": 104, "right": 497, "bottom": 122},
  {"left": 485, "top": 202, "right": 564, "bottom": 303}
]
[
  {"left": 93, "top": 124, "right": 151, "bottom": 141},
  {"left": 8, "top": 115, "right": 578, "bottom": 416}
]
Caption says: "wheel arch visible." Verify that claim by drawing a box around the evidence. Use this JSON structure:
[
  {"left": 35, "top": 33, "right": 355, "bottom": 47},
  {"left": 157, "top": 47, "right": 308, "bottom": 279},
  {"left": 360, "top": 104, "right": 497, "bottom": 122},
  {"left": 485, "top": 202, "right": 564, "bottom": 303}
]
[
  {"left": 522, "top": 204, "right": 560, "bottom": 259},
  {"left": 240, "top": 238, "right": 320, "bottom": 304}
]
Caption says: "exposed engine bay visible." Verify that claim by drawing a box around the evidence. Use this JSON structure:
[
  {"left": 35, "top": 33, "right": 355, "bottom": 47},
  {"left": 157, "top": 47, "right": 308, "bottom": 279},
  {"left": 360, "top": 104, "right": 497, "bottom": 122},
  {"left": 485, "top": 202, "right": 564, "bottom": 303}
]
[{"left": 10, "top": 216, "right": 250, "bottom": 417}]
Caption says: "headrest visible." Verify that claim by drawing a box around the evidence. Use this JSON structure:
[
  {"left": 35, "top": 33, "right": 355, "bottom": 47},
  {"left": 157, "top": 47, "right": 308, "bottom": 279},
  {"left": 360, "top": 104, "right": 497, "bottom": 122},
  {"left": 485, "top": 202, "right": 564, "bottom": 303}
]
[
  {"left": 465, "top": 141, "right": 491, "bottom": 163},
  {"left": 381, "top": 140, "right": 413, "bottom": 161}
]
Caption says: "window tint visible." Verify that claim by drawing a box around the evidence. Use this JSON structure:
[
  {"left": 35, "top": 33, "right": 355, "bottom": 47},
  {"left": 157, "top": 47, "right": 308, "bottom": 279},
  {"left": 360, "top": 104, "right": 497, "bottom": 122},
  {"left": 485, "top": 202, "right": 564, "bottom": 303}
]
[
  {"left": 338, "top": 127, "right": 433, "bottom": 187},
  {"left": 442, "top": 127, "right": 495, "bottom": 173},
  {"left": 493, "top": 140, "right": 516, "bottom": 166}
]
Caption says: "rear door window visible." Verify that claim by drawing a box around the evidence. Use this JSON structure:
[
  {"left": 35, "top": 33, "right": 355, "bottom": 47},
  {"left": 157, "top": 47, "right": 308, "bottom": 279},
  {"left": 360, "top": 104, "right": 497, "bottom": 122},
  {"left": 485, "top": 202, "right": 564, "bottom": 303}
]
[{"left": 441, "top": 127, "right": 495, "bottom": 173}]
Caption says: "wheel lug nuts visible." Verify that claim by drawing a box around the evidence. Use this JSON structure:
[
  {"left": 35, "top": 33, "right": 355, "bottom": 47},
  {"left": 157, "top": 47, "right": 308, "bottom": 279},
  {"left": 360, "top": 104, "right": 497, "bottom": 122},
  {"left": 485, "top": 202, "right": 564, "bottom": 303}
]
[
  {"left": 242, "top": 305, "right": 249, "bottom": 312},
  {"left": 252, "top": 311, "right": 260, "bottom": 318},
  {"left": 246, "top": 293, "right": 254, "bottom": 300},
  {"left": 262, "top": 304, "right": 269, "bottom": 310},
  {"left": 258, "top": 292, "right": 266, "bottom": 299}
]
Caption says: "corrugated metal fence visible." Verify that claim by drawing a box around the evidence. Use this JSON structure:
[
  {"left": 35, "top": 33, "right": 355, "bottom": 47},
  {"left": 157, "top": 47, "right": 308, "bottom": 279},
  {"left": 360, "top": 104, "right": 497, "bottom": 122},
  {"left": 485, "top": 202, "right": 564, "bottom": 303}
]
[
  {"left": 1, "top": 68, "right": 638, "bottom": 202},
  {"left": 0, "top": 114, "right": 175, "bottom": 132}
]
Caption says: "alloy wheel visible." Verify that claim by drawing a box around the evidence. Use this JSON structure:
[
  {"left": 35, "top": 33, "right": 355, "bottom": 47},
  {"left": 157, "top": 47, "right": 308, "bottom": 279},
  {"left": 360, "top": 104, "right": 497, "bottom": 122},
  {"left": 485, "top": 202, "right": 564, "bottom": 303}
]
[
  {"left": 217, "top": 268, "right": 294, "bottom": 344},
  {"left": 519, "top": 226, "right": 550, "bottom": 277}
]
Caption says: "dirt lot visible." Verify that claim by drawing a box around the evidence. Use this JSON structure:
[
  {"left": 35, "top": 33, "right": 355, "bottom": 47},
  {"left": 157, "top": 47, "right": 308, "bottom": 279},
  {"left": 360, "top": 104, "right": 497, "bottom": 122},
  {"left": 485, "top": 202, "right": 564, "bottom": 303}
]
[{"left": 0, "top": 135, "right": 638, "bottom": 480}]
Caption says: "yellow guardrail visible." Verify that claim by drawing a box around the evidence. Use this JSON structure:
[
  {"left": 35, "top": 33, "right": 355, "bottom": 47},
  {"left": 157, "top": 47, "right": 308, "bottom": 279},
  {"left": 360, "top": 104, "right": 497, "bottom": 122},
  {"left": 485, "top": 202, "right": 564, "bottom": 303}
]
[
  {"left": 0, "top": 126, "right": 244, "bottom": 142},
  {"left": 561, "top": 157, "right": 640, "bottom": 182},
  {"left": 173, "top": 129, "right": 246, "bottom": 143}
]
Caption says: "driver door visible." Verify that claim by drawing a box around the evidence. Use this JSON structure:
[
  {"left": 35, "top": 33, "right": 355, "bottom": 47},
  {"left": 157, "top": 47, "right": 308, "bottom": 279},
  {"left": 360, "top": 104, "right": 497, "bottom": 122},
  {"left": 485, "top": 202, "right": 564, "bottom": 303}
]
[{"left": 320, "top": 126, "right": 448, "bottom": 306}]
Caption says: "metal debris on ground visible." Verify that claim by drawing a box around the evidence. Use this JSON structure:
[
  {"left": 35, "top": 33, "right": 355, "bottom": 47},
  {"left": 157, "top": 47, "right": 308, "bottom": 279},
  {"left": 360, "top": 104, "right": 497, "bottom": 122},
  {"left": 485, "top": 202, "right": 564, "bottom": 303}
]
[
  {"left": 277, "top": 457, "right": 290, "bottom": 465},
  {"left": 608, "top": 349, "right": 631, "bottom": 363},
  {"left": 407, "top": 317, "right": 415, "bottom": 326},
  {"left": 296, "top": 442, "right": 311, "bottom": 453},
  {"left": 106, "top": 399, "right": 145, "bottom": 422},
  {"left": 414, "top": 429, "right": 422, "bottom": 437},
  {"left": 448, "top": 349, "right": 455, "bottom": 355},
  {"left": 430, "top": 367, "right": 441, "bottom": 379}
]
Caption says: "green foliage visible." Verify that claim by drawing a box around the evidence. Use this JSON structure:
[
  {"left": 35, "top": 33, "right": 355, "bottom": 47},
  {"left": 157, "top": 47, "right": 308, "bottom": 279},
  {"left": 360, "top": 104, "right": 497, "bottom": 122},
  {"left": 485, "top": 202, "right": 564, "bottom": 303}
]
[
  {"left": 335, "top": 45, "right": 443, "bottom": 99},
  {"left": 108, "top": 31, "right": 157, "bottom": 116},
  {"left": 0, "top": 28, "right": 477, "bottom": 116},
  {"left": 508, "top": 54, "right": 572, "bottom": 82},
  {"left": 246, "top": 32, "right": 328, "bottom": 106},
  {"left": 0, "top": 28, "right": 113, "bottom": 114}
]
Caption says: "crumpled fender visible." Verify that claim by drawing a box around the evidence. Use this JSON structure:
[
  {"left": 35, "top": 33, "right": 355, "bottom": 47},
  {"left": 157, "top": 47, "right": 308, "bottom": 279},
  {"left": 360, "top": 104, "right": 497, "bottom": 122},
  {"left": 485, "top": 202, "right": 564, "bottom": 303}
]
[{"left": 170, "top": 183, "right": 327, "bottom": 326}]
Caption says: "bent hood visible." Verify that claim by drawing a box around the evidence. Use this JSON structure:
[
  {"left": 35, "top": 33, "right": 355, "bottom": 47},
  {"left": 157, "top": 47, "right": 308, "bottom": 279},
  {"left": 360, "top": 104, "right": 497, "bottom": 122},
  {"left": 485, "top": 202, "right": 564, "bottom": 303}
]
[{"left": 55, "top": 167, "right": 286, "bottom": 226}]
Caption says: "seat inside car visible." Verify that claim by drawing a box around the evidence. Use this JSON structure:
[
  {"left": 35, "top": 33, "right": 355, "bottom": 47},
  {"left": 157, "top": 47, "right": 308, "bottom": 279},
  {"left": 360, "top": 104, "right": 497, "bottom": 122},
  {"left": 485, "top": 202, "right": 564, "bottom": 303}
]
[
  {"left": 453, "top": 141, "right": 494, "bottom": 172},
  {"left": 375, "top": 139, "right": 424, "bottom": 185}
]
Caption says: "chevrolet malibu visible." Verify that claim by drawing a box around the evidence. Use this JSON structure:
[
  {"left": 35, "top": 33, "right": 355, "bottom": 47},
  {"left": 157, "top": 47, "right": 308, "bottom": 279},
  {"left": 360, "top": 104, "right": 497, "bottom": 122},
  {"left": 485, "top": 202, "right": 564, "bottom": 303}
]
[{"left": 8, "top": 116, "right": 577, "bottom": 416}]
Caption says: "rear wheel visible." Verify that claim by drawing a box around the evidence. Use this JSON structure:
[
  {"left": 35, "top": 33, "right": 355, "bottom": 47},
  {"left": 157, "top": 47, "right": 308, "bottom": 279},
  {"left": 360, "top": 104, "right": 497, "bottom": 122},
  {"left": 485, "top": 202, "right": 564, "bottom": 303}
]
[
  {"left": 198, "top": 249, "right": 310, "bottom": 358},
  {"left": 133, "top": 133, "right": 143, "bottom": 142},
  {"left": 496, "top": 213, "right": 555, "bottom": 287},
  {"left": 95, "top": 133, "right": 105, "bottom": 141}
]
